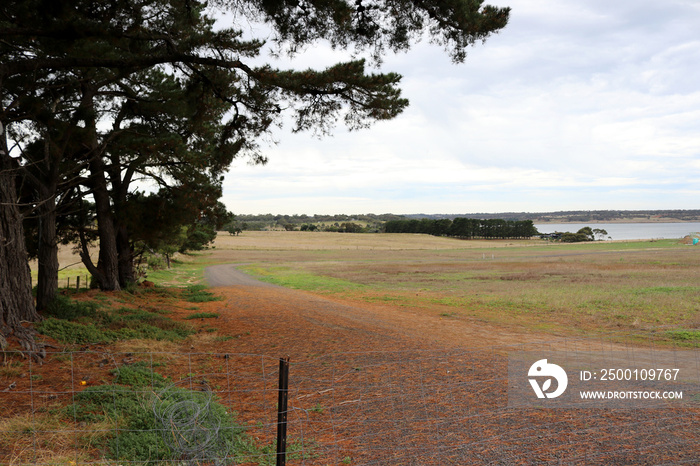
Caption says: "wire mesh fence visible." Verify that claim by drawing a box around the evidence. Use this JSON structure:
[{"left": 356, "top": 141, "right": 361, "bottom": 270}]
[{"left": 1, "top": 336, "right": 699, "bottom": 465}]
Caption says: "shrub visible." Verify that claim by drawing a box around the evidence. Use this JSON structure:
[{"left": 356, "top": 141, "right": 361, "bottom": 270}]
[{"left": 145, "top": 253, "right": 166, "bottom": 270}]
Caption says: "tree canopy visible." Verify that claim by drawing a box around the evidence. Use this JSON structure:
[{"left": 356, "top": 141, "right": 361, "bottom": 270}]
[{"left": 0, "top": 0, "right": 510, "bottom": 357}]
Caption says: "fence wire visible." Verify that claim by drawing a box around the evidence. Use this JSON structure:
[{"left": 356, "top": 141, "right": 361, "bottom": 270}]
[{"left": 1, "top": 336, "right": 699, "bottom": 465}]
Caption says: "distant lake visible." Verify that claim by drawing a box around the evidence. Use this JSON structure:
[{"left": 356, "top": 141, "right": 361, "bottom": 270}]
[{"left": 534, "top": 223, "right": 700, "bottom": 241}]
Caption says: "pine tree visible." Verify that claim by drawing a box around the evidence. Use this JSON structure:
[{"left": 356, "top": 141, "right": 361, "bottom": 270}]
[{"left": 0, "top": 0, "right": 509, "bottom": 356}]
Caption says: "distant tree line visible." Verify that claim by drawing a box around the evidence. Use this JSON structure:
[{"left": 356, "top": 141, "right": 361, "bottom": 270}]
[
  {"left": 384, "top": 218, "right": 539, "bottom": 239},
  {"left": 237, "top": 213, "right": 402, "bottom": 225},
  {"left": 233, "top": 213, "right": 402, "bottom": 232},
  {"left": 226, "top": 219, "right": 375, "bottom": 233}
]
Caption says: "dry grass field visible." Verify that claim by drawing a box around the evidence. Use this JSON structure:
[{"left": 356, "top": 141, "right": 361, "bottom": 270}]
[
  {"left": 212, "top": 230, "right": 533, "bottom": 250},
  {"left": 28, "top": 243, "right": 95, "bottom": 287},
  {"left": 212, "top": 231, "right": 700, "bottom": 342},
  {"left": 3, "top": 230, "right": 699, "bottom": 464},
  {"left": 29, "top": 231, "right": 700, "bottom": 341}
]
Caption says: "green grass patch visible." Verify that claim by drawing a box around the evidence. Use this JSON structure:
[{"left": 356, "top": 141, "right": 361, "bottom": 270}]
[
  {"left": 37, "top": 319, "right": 113, "bottom": 345},
  {"left": 111, "top": 362, "right": 170, "bottom": 388},
  {"left": 184, "top": 312, "right": 220, "bottom": 320},
  {"left": 185, "top": 312, "right": 219, "bottom": 320},
  {"left": 0, "top": 360, "right": 24, "bottom": 378},
  {"left": 37, "top": 304, "right": 194, "bottom": 345},
  {"left": 45, "top": 295, "right": 99, "bottom": 320},
  {"left": 523, "top": 238, "right": 683, "bottom": 253},
  {"left": 145, "top": 254, "right": 210, "bottom": 287},
  {"left": 665, "top": 329, "right": 700, "bottom": 347},
  {"left": 241, "top": 265, "right": 364, "bottom": 293},
  {"left": 181, "top": 284, "right": 222, "bottom": 303},
  {"left": 126, "top": 284, "right": 177, "bottom": 298},
  {"left": 630, "top": 286, "right": 700, "bottom": 295},
  {"left": 70, "top": 368, "right": 268, "bottom": 464},
  {"left": 363, "top": 295, "right": 406, "bottom": 303}
]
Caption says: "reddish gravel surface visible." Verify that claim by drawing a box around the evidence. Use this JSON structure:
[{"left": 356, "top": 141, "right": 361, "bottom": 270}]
[
  {"left": 204, "top": 264, "right": 565, "bottom": 353},
  {"left": 201, "top": 264, "right": 700, "bottom": 465},
  {"left": 1, "top": 265, "right": 697, "bottom": 465}
]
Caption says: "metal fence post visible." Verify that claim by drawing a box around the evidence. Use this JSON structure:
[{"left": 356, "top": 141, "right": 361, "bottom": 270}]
[{"left": 276, "top": 357, "right": 290, "bottom": 466}]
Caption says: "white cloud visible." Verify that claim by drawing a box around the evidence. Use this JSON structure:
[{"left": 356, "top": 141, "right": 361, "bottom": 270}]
[{"left": 221, "top": 0, "right": 700, "bottom": 214}]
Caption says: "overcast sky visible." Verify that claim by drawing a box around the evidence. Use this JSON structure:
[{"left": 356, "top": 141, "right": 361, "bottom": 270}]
[{"left": 221, "top": 0, "right": 700, "bottom": 215}]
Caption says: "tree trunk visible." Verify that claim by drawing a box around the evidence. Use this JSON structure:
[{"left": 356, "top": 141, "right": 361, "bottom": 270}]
[
  {"left": 35, "top": 193, "right": 59, "bottom": 311},
  {"left": 88, "top": 160, "right": 121, "bottom": 291},
  {"left": 0, "top": 120, "right": 42, "bottom": 358},
  {"left": 116, "top": 223, "right": 135, "bottom": 287},
  {"left": 34, "top": 135, "right": 60, "bottom": 312},
  {"left": 110, "top": 155, "right": 139, "bottom": 288},
  {"left": 81, "top": 90, "right": 120, "bottom": 291}
]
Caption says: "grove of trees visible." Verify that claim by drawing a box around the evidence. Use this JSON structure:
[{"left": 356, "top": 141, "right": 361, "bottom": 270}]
[
  {"left": 1, "top": 0, "right": 509, "bottom": 356},
  {"left": 556, "top": 227, "right": 608, "bottom": 242},
  {"left": 384, "top": 218, "right": 538, "bottom": 239}
]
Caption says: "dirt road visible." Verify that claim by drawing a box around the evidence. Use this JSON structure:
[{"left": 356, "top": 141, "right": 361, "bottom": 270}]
[
  {"left": 203, "top": 264, "right": 699, "bottom": 465},
  {"left": 204, "top": 263, "right": 563, "bottom": 355}
]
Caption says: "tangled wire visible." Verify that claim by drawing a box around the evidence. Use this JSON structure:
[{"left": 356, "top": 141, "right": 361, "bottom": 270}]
[{"left": 152, "top": 385, "right": 233, "bottom": 465}]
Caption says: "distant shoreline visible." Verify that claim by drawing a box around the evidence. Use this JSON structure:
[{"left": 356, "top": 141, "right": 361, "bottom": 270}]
[{"left": 533, "top": 218, "right": 694, "bottom": 224}]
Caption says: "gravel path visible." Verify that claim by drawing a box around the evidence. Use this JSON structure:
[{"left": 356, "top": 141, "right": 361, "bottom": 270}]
[{"left": 202, "top": 263, "right": 700, "bottom": 465}]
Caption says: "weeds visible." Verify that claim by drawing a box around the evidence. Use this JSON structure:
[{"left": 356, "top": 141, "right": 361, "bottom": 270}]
[{"left": 310, "top": 403, "right": 324, "bottom": 413}]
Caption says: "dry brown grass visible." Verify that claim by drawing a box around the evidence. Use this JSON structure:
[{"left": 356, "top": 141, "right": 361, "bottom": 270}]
[
  {"left": 28, "top": 243, "right": 97, "bottom": 273},
  {"left": 212, "top": 230, "right": 536, "bottom": 251},
  {"left": 227, "top": 235, "right": 700, "bottom": 337},
  {"left": 0, "top": 412, "right": 110, "bottom": 465},
  {"left": 110, "top": 338, "right": 182, "bottom": 355}
]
